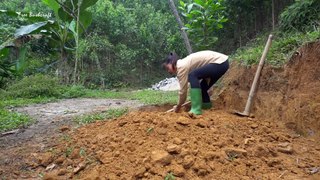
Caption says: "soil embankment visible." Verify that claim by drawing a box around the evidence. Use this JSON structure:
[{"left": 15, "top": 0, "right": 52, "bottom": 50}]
[{"left": 216, "top": 41, "right": 320, "bottom": 137}]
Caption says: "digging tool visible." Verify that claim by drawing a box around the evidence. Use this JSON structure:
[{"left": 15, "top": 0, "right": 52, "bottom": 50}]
[
  {"left": 166, "top": 101, "right": 191, "bottom": 112},
  {"left": 235, "top": 34, "right": 273, "bottom": 117}
]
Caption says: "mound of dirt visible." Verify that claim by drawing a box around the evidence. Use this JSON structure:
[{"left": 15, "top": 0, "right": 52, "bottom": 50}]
[
  {"left": 216, "top": 41, "right": 320, "bottom": 137},
  {"left": 23, "top": 110, "right": 320, "bottom": 179}
]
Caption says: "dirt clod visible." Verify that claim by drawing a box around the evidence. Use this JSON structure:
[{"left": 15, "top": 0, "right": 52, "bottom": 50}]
[{"left": 151, "top": 150, "right": 173, "bottom": 165}]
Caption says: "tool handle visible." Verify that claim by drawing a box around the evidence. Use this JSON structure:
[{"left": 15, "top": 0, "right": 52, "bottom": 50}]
[
  {"left": 166, "top": 101, "right": 191, "bottom": 112},
  {"left": 243, "top": 34, "right": 273, "bottom": 115}
]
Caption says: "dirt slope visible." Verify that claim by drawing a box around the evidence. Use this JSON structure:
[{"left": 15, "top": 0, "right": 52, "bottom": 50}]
[
  {"left": 216, "top": 41, "right": 320, "bottom": 137},
  {"left": 1, "top": 41, "right": 320, "bottom": 179}
]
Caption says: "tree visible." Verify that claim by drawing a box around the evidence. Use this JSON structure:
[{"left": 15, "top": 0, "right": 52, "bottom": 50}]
[
  {"left": 42, "top": 0, "right": 98, "bottom": 83},
  {"left": 179, "top": 0, "right": 228, "bottom": 50},
  {"left": 169, "top": 0, "right": 193, "bottom": 54}
]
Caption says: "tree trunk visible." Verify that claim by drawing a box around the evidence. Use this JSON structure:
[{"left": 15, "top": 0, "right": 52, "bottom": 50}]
[
  {"left": 58, "top": 50, "right": 70, "bottom": 84},
  {"left": 94, "top": 54, "right": 105, "bottom": 88},
  {"left": 73, "top": 0, "right": 82, "bottom": 84},
  {"left": 272, "top": 0, "right": 275, "bottom": 30},
  {"left": 168, "top": 0, "right": 193, "bottom": 54}
]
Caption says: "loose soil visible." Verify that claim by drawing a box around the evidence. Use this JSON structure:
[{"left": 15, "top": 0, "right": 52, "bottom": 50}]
[{"left": 0, "top": 41, "right": 320, "bottom": 179}]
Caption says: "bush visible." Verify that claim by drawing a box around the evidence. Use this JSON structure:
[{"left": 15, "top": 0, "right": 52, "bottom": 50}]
[
  {"left": 232, "top": 29, "right": 320, "bottom": 66},
  {"left": 280, "top": 0, "right": 320, "bottom": 32},
  {"left": 4, "top": 74, "right": 62, "bottom": 98},
  {"left": 0, "top": 89, "right": 6, "bottom": 100},
  {"left": 61, "top": 85, "right": 87, "bottom": 98}
]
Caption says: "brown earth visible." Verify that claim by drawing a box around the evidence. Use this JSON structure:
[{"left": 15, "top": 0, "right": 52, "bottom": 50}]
[
  {"left": 216, "top": 40, "right": 320, "bottom": 137},
  {"left": 0, "top": 41, "right": 320, "bottom": 179}
]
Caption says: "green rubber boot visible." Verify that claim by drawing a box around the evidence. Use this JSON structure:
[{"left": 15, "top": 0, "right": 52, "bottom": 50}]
[
  {"left": 202, "top": 102, "right": 212, "bottom": 110},
  {"left": 189, "top": 88, "right": 202, "bottom": 115}
]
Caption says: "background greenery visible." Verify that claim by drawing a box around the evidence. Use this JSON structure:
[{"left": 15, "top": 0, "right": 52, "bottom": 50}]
[{"left": 1, "top": 0, "right": 319, "bottom": 89}]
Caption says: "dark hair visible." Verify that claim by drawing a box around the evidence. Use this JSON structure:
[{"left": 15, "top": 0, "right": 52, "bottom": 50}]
[{"left": 163, "top": 52, "right": 179, "bottom": 68}]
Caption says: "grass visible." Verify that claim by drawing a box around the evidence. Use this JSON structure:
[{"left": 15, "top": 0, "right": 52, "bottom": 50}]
[
  {"left": 83, "top": 89, "right": 178, "bottom": 105},
  {"left": 0, "top": 97, "right": 57, "bottom": 108},
  {"left": 0, "top": 109, "right": 33, "bottom": 132},
  {"left": 0, "top": 86, "right": 178, "bottom": 132},
  {"left": 74, "top": 108, "right": 129, "bottom": 125},
  {"left": 232, "top": 29, "right": 320, "bottom": 66},
  {"left": 0, "top": 97, "right": 57, "bottom": 132}
]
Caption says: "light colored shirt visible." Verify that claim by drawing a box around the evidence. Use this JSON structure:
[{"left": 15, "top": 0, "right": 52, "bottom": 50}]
[{"left": 176, "top": 50, "right": 228, "bottom": 105}]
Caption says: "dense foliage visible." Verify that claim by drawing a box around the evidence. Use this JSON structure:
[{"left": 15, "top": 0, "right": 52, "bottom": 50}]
[
  {"left": 280, "top": 0, "right": 320, "bottom": 32},
  {"left": 233, "top": 0, "right": 320, "bottom": 66},
  {"left": 1, "top": 0, "right": 319, "bottom": 90},
  {"left": 179, "top": 0, "right": 228, "bottom": 51}
]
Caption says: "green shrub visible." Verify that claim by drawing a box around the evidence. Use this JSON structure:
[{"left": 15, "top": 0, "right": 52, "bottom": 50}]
[
  {"left": 232, "top": 29, "right": 320, "bottom": 66},
  {"left": 61, "top": 85, "right": 87, "bottom": 98},
  {"left": 0, "top": 89, "right": 6, "bottom": 100},
  {"left": 280, "top": 0, "right": 320, "bottom": 32},
  {"left": 5, "top": 74, "right": 62, "bottom": 98}
]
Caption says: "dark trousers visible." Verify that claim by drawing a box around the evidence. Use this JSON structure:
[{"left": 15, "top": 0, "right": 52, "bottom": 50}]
[{"left": 188, "top": 60, "right": 229, "bottom": 103}]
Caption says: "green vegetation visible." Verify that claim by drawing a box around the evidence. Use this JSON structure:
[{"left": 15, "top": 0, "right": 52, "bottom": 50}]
[
  {"left": 232, "top": 0, "right": 320, "bottom": 66},
  {"left": 0, "top": 88, "right": 178, "bottom": 132},
  {"left": 164, "top": 172, "right": 176, "bottom": 180},
  {"left": 4, "top": 74, "right": 61, "bottom": 99},
  {"left": 0, "top": 0, "right": 186, "bottom": 88},
  {"left": 232, "top": 30, "right": 320, "bottom": 66},
  {"left": 0, "top": 109, "right": 32, "bottom": 132},
  {"left": 0, "top": 73, "right": 178, "bottom": 132},
  {"left": 179, "top": 0, "right": 228, "bottom": 50},
  {"left": 74, "top": 108, "right": 129, "bottom": 125},
  {"left": 280, "top": 0, "right": 320, "bottom": 32}
]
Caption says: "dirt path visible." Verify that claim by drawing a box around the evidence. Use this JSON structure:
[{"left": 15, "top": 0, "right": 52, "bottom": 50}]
[
  {"left": 0, "top": 98, "right": 144, "bottom": 178},
  {"left": 1, "top": 98, "right": 144, "bottom": 148}
]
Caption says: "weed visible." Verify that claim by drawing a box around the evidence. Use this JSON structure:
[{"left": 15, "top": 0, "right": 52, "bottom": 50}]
[
  {"left": 164, "top": 172, "right": 175, "bottom": 180},
  {"left": 61, "top": 134, "right": 71, "bottom": 142},
  {"left": 0, "top": 109, "right": 33, "bottom": 133},
  {"left": 74, "top": 108, "right": 128, "bottom": 125},
  {"left": 38, "top": 172, "right": 44, "bottom": 178},
  {"left": 65, "top": 147, "right": 74, "bottom": 157},
  {"left": 80, "top": 147, "right": 86, "bottom": 157},
  {"left": 47, "top": 148, "right": 57, "bottom": 155},
  {"left": 146, "top": 127, "right": 154, "bottom": 134},
  {"left": 226, "top": 152, "right": 238, "bottom": 161}
]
